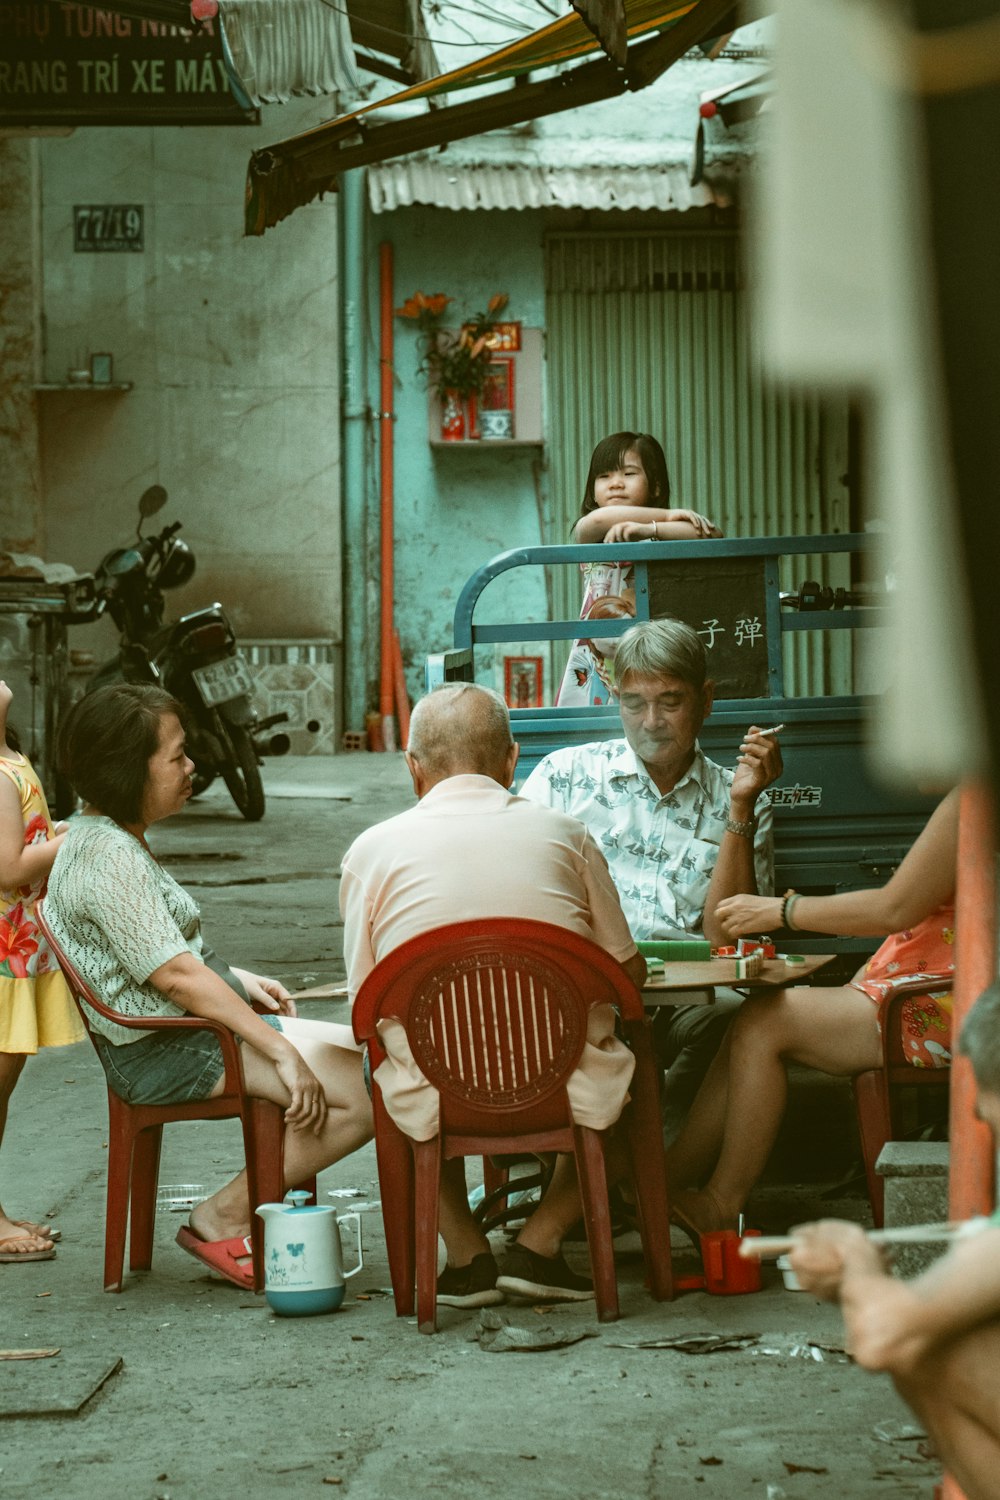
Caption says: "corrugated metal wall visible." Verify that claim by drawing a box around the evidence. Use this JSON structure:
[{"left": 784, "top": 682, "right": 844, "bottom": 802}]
[{"left": 544, "top": 230, "right": 854, "bottom": 696}]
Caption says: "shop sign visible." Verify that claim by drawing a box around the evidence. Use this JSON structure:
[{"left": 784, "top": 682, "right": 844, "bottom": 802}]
[{"left": 0, "top": 3, "right": 257, "bottom": 126}]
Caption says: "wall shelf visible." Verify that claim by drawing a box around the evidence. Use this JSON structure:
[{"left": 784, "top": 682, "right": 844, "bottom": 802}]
[
  {"left": 33, "top": 382, "right": 133, "bottom": 392},
  {"left": 427, "top": 327, "right": 543, "bottom": 445},
  {"left": 429, "top": 439, "right": 543, "bottom": 450}
]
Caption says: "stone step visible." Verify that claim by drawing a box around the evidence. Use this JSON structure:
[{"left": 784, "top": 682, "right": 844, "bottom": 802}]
[{"left": 877, "top": 1140, "right": 949, "bottom": 1276}]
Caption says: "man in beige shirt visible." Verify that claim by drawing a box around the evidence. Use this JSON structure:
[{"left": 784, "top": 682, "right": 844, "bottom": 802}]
[{"left": 340, "top": 683, "right": 645, "bottom": 1307}]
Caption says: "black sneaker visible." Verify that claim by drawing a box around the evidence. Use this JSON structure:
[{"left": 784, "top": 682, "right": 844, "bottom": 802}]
[
  {"left": 436, "top": 1252, "right": 504, "bottom": 1309},
  {"left": 495, "top": 1245, "right": 594, "bottom": 1303}
]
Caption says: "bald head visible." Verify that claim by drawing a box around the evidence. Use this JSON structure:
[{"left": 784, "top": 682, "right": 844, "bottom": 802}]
[{"left": 407, "top": 684, "right": 517, "bottom": 791}]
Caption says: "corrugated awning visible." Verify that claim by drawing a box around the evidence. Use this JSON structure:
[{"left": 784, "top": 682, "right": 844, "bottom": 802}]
[
  {"left": 245, "top": 0, "right": 739, "bottom": 235},
  {"left": 220, "top": 0, "right": 360, "bottom": 107},
  {"left": 367, "top": 159, "right": 738, "bottom": 213}
]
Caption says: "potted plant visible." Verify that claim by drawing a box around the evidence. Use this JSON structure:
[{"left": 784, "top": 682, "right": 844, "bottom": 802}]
[{"left": 395, "top": 291, "right": 510, "bottom": 440}]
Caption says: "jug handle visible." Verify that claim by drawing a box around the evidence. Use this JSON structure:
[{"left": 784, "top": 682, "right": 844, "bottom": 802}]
[{"left": 337, "top": 1211, "right": 364, "bottom": 1278}]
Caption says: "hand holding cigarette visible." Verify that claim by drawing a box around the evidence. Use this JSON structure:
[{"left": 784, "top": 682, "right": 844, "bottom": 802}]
[{"left": 731, "top": 721, "right": 785, "bottom": 806}]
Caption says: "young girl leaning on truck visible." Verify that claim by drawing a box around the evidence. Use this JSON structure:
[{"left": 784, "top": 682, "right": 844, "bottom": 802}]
[{"left": 555, "top": 431, "right": 722, "bottom": 705}]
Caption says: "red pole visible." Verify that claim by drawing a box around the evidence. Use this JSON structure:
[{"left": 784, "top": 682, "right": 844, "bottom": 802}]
[
  {"left": 378, "top": 241, "right": 397, "bottom": 752},
  {"left": 942, "top": 781, "right": 996, "bottom": 1500},
  {"left": 948, "top": 779, "right": 997, "bottom": 1221},
  {"left": 392, "top": 629, "right": 411, "bottom": 750}
]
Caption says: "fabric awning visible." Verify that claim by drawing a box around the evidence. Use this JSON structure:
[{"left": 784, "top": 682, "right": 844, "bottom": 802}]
[{"left": 245, "top": 0, "right": 739, "bottom": 235}]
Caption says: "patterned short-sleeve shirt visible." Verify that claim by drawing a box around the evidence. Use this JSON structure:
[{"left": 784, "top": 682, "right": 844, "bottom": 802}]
[{"left": 520, "top": 739, "right": 773, "bottom": 939}]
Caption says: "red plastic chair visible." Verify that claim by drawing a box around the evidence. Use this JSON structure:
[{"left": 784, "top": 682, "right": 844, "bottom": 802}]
[
  {"left": 852, "top": 992, "right": 950, "bottom": 1227},
  {"left": 352, "top": 918, "right": 674, "bottom": 1333},
  {"left": 37, "top": 898, "right": 296, "bottom": 1294}
]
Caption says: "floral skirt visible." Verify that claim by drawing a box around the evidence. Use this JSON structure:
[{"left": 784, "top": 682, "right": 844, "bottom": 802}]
[
  {"left": 849, "top": 905, "right": 955, "bottom": 1069},
  {"left": 0, "top": 970, "right": 86, "bottom": 1054}
]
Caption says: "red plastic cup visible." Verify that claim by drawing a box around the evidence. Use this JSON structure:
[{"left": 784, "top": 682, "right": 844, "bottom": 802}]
[{"left": 700, "top": 1229, "right": 762, "bottom": 1294}]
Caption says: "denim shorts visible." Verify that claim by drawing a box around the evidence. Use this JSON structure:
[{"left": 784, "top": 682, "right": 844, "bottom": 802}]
[{"left": 91, "top": 1015, "right": 284, "bottom": 1107}]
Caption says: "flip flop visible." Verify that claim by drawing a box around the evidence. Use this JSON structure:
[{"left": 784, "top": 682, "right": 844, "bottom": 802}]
[
  {"left": 175, "top": 1225, "right": 255, "bottom": 1290},
  {"left": 670, "top": 1187, "right": 735, "bottom": 1250},
  {"left": 669, "top": 1209, "right": 703, "bottom": 1254},
  {"left": 12, "top": 1220, "right": 61, "bottom": 1243},
  {"left": 0, "top": 1233, "right": 57, "bottom": 1263}
]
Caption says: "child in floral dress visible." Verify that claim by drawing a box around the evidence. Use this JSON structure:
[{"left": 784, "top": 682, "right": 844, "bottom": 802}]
[{"left": 0, "top": 680, "right": 83, "bottom": 1262}]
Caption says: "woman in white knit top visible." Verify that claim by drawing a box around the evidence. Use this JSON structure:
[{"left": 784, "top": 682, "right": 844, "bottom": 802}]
[{"left": 47, "top": 684, "right": 371, "bottom": 1289}]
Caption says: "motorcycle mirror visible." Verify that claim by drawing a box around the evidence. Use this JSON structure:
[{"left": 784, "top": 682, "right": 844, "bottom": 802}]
[{"left": 138, "top": 485, "right": 167, "bottom": 519}]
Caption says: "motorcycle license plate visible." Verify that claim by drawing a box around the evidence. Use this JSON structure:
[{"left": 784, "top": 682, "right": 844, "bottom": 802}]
[{"left": 192, "top": 654, "right": 254, "bottom": 707}]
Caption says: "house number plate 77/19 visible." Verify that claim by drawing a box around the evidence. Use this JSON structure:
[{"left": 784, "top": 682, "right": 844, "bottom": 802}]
[{"left": 73, "top": 205, "right": 144, "bottom": 252}]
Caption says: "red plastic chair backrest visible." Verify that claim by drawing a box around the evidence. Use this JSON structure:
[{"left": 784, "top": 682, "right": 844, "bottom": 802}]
[
  {"left": 353, "top": 919, "right": 640, "bottom": 1124},
  {"left": 37, "top": 896, "right": 250, "bottom": 1106},
  {"left": 36, "top": 897, "right": 109, "bottom": 1035},
  {"left": 36, "top": 897, "right": 205, "bottom": 1035}
]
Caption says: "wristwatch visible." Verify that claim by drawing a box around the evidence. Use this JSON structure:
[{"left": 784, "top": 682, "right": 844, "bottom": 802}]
[{"left": 724, "top": 815, "right": 757, "bottom": 840}]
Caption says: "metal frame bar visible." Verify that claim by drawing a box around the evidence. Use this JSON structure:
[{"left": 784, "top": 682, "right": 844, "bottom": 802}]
[{"left": 451, "top": 535, "right": 875, "bottom": 700}]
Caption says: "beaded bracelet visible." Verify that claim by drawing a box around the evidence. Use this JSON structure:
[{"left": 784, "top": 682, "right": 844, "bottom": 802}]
[{"left": 780, "top": 892, "right": 802, "bottom": 930}]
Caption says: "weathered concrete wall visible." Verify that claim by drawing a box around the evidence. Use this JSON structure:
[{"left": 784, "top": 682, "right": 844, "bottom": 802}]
[
  {"left": 373, "top": 206, "right": 551, "bottom": 704},
  {"left": 0, "top": 138, "right": 43, "bottom": 553},
  {"left": 33, "top": 104, "right": 341, "bottom": 643}
]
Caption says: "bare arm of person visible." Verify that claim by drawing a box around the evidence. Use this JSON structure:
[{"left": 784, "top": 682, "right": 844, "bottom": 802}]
[
  {"left": 148, "top": 951, "right": 325, "bottom": 1133},
  {"left": 714, "top": 786, "right": 960, "bottom": 940},
  {"left": 701, "top": 727, "right": 784, "bottom": 945},
  {"left": 602, "top": 513, "right": 723, "bottom": 545},
  {"left": 572, "top": 506, "right": 716, "bottom": 543},
  {"left": 789, "top": 1218, "right": 1000, "bottom": 1376},
  {"left": 0, "top": 775, "right": 66, "bottom": 889}
]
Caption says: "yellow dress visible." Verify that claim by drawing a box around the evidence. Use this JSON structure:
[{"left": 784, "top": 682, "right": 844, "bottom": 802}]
[{"left": 0, "top": 755, "right": 83, "bottom": 1054}]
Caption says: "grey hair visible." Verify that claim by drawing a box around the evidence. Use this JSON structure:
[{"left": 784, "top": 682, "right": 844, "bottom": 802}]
[
  {"left": 614, "top": 618, "right": 707, "bottom": 691},
  {"left": 408, "top": 683, "right": 513, "bottom": 777},
  {"left": 958, "top": 982, "right": 1000, "bottom": 1095}
]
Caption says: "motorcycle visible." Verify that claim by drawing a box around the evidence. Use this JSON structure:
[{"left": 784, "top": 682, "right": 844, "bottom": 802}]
[{"left": 81, "top": 486, "right": 287, "bottom": 821}]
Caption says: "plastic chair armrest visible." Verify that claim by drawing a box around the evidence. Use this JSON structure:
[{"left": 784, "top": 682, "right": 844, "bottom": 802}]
[{"left": 607, "top": 977, "right": 645, "bottom": 1022}]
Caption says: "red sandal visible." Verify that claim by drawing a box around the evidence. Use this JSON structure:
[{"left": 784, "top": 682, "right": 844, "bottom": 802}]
[{"left": 175, "top": 1225, "right": 255, "bottom": 1290}]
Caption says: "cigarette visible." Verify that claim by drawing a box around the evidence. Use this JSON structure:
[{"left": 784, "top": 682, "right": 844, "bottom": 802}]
[{"left": 752, "top": 724, "right": 784, "bottom": 738}]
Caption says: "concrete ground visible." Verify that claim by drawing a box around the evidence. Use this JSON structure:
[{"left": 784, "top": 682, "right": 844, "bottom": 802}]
[{"left": 3, "top": 755, "right": 936, "bottom": 1500}]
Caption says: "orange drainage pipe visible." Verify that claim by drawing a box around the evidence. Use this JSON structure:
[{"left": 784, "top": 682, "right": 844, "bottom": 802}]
[
  {"left": 378, "top": 240, "right": 397, "bottom": 753},
  {"left": 948, "top": 779, "right": 997, "bottom": 1220},
  {"left": 942, "top": 780, "right": 997, "bottom": 1500},
  {"left": 392, "top": 628, "right": 410, "bottom": 750}
]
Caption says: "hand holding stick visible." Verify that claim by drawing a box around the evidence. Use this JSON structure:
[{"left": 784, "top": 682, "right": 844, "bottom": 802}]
[{"left": 739, "top": 1218, "right": 991, "bottom": 1259}]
